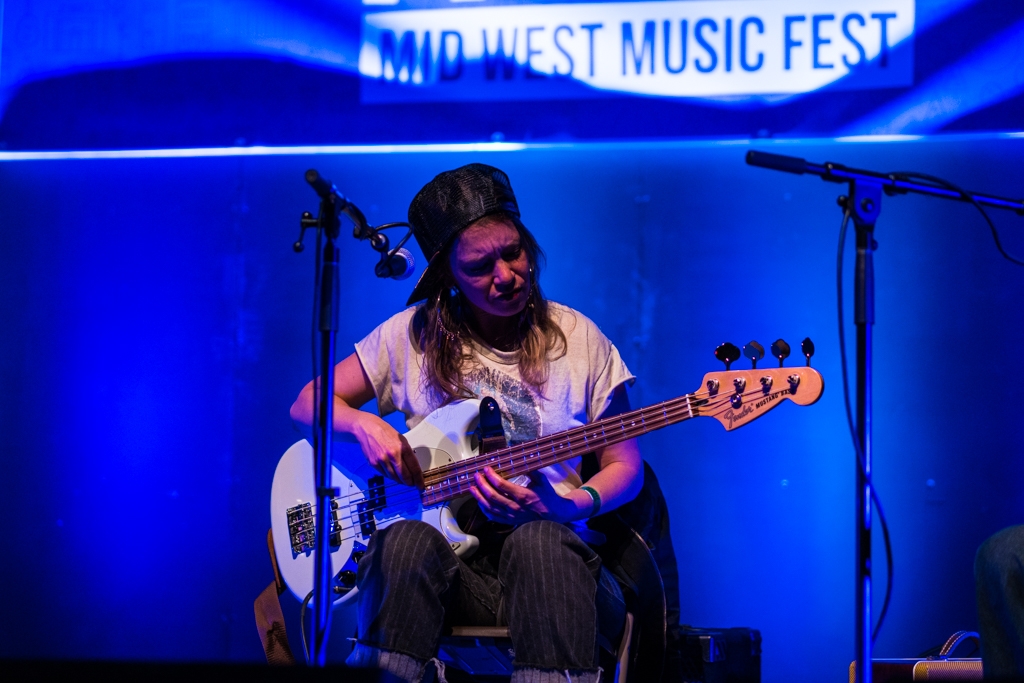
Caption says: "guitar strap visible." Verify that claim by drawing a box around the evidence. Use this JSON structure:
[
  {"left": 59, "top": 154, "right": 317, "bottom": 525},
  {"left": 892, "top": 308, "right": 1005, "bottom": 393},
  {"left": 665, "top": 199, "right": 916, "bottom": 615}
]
[
  {"left": 477, "top": 396, "right": 507, "bottom": 453},
  {"left": 454, "top": 397, "right": 516, "bottom": 550},
  {"left": 254, "top": 529, "right": 297, "bottom": 665}
]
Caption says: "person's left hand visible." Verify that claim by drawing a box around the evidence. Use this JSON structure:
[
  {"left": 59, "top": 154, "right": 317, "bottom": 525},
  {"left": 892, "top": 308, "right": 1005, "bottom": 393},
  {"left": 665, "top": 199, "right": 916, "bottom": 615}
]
[{"left": 470, "top": 467, "right": 574, "bottom": 525}]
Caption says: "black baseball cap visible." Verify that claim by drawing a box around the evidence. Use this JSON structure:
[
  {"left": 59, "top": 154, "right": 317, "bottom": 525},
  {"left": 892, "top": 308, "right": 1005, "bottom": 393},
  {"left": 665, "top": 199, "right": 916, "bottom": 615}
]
[{"left": 406, "top": 163, "right": 521, "bottom": 305}]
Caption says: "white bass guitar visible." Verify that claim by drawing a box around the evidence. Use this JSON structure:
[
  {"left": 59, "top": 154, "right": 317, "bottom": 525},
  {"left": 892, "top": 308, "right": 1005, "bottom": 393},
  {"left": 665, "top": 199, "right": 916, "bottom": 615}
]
[{"left": 270, "top": 357, "right": 824, "bottom": 606}]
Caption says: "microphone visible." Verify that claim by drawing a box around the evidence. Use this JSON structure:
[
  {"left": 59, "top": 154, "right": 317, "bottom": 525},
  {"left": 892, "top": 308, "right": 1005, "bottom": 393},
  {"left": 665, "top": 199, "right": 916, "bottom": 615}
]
[{"left": 375, "top": 248, "right": 415, "bottom": 280}]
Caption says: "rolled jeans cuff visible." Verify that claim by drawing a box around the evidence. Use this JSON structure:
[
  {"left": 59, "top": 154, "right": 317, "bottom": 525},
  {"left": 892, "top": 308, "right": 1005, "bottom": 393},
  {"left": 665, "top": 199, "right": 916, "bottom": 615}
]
[
  {"left": 511, "top": 666, "right": 604, "bottom": 683},
  {"left": 347, "top": 642, "right": 428, "bottom": 683}
]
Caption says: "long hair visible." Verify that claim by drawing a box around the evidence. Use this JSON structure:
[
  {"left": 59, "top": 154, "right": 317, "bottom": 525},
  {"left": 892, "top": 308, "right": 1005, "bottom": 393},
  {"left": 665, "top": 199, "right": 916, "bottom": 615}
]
[{"left": 416, "top": 214, "right": 567, "bottom": 401}]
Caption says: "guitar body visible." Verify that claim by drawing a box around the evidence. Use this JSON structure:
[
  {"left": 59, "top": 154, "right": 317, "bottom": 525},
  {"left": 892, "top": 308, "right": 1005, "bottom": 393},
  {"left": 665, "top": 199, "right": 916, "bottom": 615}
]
[{"left": 270, "top": 399, "right": 485, "bottom": 606}]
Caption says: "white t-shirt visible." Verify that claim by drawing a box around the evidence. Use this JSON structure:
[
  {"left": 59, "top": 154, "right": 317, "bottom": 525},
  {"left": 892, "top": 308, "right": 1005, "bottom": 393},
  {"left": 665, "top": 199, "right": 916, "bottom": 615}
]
[{"left": 354, "top": 301, "right": 635, "bottom": 492}]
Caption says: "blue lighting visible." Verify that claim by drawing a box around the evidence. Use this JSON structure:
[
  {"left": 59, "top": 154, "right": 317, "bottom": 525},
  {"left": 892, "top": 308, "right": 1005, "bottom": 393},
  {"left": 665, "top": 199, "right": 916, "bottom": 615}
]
[
  {"left": 4, "top": 131, "right": 1024, "bottom": 162},
  {"left": 843, "top": 16, "right": 1024, "bottom": 134},
  {"left": 3, "top": 3, "right": 1024, "bottom": 680}
]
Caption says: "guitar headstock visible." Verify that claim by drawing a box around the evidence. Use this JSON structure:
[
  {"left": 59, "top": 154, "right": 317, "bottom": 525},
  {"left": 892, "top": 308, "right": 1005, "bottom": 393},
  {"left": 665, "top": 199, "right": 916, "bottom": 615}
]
[{"left": 695, "top": 338, "right": 824, "bottom": 430}]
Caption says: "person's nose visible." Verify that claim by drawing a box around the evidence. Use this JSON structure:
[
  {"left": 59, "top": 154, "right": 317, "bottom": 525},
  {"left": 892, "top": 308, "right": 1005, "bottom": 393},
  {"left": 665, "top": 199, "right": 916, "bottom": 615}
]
[{"left": 492, "top": 260, "right": 515, "bottom": 288}]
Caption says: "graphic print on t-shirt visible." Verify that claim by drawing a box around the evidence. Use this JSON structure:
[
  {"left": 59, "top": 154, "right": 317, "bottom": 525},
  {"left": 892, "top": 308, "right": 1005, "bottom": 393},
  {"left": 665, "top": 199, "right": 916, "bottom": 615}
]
[{"left": 464, "top": 366, "right": 541, "bottom": 446}]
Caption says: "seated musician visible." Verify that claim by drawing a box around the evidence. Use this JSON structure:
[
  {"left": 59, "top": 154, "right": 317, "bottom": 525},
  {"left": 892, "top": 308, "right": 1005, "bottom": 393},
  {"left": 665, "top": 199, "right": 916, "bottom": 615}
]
[
  {"left": 290, "top": 163, "right": 643, "bottom": 683},
  {"left": 976, "top": 525, "right": 1024, "bottom": 678}
]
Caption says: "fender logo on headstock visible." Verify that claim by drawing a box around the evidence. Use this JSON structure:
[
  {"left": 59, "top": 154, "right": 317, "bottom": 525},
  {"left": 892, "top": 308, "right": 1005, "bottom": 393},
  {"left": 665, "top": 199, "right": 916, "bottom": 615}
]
[
  {"left": 723, "top": 403, "right": 754, "bottom": 429},
  {"left": 724, "top": 388, "right": 792, "bottom": 428}
]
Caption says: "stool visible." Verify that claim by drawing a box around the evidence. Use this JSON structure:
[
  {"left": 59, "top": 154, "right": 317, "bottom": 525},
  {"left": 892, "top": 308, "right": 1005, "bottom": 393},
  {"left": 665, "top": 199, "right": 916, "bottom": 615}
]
[{"left": 439, "top": 613, "right": 636, "bottom": 683}]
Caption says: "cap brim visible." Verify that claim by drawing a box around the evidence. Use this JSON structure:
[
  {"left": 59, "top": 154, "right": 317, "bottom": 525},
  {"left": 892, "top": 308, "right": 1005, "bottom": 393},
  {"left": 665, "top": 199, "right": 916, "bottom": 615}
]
[{"left": 405, "top": 260, "right": 437, "bottom": 306}]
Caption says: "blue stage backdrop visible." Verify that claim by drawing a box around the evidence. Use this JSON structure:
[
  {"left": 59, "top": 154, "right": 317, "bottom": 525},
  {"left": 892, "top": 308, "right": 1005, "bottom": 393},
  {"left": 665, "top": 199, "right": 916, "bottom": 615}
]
[
  {"left": 1, "top": 0, "right": 1024, "bottom": 148},
  {"left": 1, "top": 136, "right": 1023, "bottom": 681}
]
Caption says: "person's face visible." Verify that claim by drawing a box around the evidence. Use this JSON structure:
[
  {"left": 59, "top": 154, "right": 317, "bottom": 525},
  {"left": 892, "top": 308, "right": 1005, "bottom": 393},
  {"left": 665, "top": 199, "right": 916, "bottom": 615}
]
[{"left": 448, "top": 216, "right": 532, "bottom": 323}]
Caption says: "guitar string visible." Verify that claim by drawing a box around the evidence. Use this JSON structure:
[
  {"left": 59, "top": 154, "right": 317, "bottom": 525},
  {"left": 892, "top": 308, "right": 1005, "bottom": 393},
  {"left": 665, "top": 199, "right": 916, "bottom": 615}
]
[
  {"left": 290, "top": 394, "right": 708, "bottom": 538},
  {"left": 422, "top": 394, "right": 694, "bottom": 481},
  {"left": 295, "top": 374, "right": 804, "bottom": 512},
  {"left": 292, "top": 398, "right": 689, "bottom": 517},
  {"left": 293, "top": 393, "right": 683, "bottom": 507},
  {"left": 292, "top": 380, "right": 798, "bottom": 522},
  {"left": 287, "top": 382, "right": 799, "bottom": 543},
  {"left": 423, "top": 370, "right": 805, "bottom": 483},
  {"left": 288, "top": 398, "right": 703, "bottom": 544},
  {"left": 301, "top": 391, "right": 702, "bottom": 513},
  {"left": 294, "top": 390, "right": 780, "bottom": 547},
  {"left": 291, "top": 392, "right": 755, "bottom": 548}
]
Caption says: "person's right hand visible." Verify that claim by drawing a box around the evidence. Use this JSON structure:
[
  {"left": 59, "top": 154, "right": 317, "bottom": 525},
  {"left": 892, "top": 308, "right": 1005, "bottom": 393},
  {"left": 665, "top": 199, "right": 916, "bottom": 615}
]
[{"left": 353, "top": 414, "right": 424, "bottom": 489}]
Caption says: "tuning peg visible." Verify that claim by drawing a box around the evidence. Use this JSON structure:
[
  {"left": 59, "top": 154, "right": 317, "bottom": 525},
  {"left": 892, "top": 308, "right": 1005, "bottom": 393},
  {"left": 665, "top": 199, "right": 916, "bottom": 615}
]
[
  {"left": 714, "top": 342, "right": 741, "bottom": 370},
  {"left": 743, "top": 341, "right": 765, "bottom": 369},
  {"left": 771, "top": 339, "right": 791, "bottom": 367},
  {"left": 801, "top": 337, "right": 815, "bottom": 366}
]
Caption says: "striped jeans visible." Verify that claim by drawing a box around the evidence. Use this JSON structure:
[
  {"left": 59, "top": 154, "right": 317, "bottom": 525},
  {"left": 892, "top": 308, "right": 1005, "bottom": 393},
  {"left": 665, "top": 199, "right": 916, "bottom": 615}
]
[{"left": 346, "top": 519, "right": 625, "bottom": 683}]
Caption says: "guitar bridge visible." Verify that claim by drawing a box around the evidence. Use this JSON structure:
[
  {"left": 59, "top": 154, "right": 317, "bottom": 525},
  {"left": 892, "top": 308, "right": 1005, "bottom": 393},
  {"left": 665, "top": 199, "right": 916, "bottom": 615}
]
[{"left": 286, "top": 500, "right": 342, "bottom": 556}]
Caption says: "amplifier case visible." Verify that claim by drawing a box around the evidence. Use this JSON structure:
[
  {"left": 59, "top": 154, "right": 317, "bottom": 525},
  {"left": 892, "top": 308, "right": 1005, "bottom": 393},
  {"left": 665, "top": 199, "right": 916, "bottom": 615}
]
[{"left": 848, "top": 658, "right": 982, "bottom": 682}]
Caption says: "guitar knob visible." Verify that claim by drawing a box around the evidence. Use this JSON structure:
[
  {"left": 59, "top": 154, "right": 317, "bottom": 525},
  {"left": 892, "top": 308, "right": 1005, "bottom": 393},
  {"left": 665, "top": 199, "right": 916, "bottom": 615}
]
[
  {"left": 706, "top": 378, "right": 720, "bottom": 395},
  {"left": 771, "top": 339, "right": 791, "bottom": 367},
  {"left": 715, "top": 342, "right": 741, "bottom": 370},
  {"left": 788, "top": 374, "right": 801, "bottom": 390},
  {"left": 338, "top": 570, "right": 357, "bottom": 587},
  {"left": 801, "top": 337, "right": 815, "bottom": 367},
  {"left": 733, "top": 377, "right": 747, "bottom": 393},
  {"left": 743, "top": 341, "right": 765, "bottom": 369},
  {"left": 760, "top": 376, "right": 773, "bottom": 393}
]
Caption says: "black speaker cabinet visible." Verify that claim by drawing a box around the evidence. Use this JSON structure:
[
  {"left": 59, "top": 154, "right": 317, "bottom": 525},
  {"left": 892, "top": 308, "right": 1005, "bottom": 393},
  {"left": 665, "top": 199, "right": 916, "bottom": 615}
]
[{"left": 675, "top": 626, "right": 761, "bottom": 683}]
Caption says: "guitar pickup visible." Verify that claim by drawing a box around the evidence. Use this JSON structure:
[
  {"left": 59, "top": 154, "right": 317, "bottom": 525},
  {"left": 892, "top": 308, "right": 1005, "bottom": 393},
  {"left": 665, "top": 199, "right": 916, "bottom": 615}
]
[{"left": 357, "top": 476, "right": 387, "bottom": 537}]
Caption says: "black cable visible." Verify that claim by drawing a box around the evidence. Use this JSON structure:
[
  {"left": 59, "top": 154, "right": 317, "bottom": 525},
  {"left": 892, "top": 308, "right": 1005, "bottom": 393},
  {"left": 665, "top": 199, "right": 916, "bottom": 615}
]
[
  {"left": 888, "top": 171, "right": 1024, "bottom": 267},
  {"left": 836, "top": 209, "right": 895, "bottom": 644},
  {"left": 833, "top": 166, "right": 1022, "bottom": 645},
  {"left": 299, "top": 590, "right": 314, "bottom": 665}
]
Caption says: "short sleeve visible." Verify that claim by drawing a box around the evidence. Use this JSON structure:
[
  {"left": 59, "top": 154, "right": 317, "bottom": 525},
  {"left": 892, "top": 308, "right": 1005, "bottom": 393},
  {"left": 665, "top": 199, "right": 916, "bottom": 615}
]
[
  {"left": 354, "top": 317, "right": 397, "bottom": 417},
  {"left": 586, "top": 322, "right": 635, "bottom": 422},
  {"left": 353, "top": 306, "right": 428, "bottom": 419}
]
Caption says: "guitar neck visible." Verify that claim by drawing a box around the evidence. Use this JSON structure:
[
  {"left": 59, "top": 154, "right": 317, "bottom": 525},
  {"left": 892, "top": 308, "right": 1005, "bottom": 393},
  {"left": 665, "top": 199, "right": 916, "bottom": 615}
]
[{"left": 421, "top": 393, "right": 697, "bottom": 506}]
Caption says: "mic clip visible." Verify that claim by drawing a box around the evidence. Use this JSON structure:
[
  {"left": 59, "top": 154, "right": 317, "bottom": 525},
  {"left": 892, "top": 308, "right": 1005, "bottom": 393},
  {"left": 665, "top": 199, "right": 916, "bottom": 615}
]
[{"left": 293, "top": 211, "right": 320, "bottom": 253}]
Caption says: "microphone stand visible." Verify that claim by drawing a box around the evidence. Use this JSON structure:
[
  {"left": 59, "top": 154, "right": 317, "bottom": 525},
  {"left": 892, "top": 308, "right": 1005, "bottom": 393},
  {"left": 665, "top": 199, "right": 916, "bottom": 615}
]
[
  {"left": 296, "top": 170, "right": 344, "bottom": 667},
  {"left": 745, "top": 151, "right": 1024, "bottom": 683},
  {"left": 293, "top": 171, "right": 416, "bottom": 666}
]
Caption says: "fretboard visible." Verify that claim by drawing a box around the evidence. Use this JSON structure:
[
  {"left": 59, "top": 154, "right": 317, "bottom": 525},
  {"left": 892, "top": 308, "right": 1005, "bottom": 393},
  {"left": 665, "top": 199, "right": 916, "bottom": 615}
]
[{"left": 421, "top": 392, "right": 699, "bottom": 506}]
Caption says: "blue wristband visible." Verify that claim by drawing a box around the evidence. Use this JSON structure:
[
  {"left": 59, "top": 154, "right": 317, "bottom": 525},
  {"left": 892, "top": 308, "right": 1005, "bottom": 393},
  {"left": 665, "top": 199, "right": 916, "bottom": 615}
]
[{"left": 580, "top": 485, "right": 602, "bottom": 517}]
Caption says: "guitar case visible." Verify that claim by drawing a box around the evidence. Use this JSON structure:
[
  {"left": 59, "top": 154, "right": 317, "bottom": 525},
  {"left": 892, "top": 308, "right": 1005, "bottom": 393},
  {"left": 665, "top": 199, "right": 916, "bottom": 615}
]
[{"left": 583, "top": 455, "right": 677, "bottom": 683}]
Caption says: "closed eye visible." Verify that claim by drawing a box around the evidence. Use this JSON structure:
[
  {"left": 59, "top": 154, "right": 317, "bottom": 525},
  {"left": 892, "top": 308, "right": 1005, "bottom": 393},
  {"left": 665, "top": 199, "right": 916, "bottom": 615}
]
[{"left": 463, "top": 259, "right": 492, "bottom": 275}]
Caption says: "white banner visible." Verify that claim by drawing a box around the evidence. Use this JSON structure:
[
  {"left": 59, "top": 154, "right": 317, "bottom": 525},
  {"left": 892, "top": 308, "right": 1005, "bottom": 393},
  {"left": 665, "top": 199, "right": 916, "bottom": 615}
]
[{"left": 359, "top": 0, "right": 914, "bottom": 102}]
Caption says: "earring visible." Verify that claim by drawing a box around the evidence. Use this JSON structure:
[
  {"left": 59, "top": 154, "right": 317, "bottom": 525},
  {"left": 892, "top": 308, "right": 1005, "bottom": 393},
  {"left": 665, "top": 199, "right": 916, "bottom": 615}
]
[{"left": 527, "top": 267, "right": 536, "bottom": 309}]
